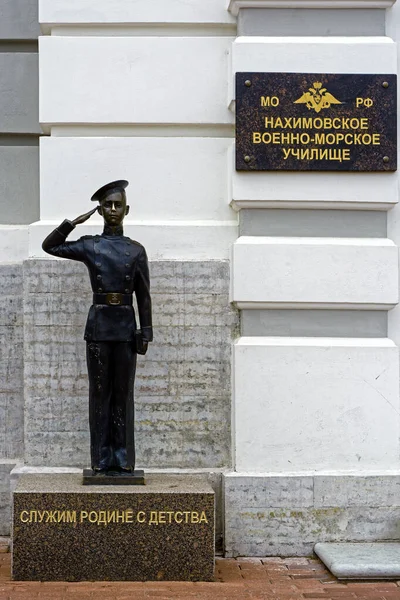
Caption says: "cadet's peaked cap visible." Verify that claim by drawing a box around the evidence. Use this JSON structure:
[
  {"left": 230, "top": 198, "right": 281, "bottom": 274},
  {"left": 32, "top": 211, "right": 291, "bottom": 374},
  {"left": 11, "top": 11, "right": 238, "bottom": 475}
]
[{"left": 91, "top": 180, "right": 129, "bottom": 202}]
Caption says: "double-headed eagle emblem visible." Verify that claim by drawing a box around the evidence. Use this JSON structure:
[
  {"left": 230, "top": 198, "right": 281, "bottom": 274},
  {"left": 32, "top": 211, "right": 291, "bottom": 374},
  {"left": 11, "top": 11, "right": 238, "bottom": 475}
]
[{"left": 294, "top": 82, "right": 342, "bottom": 113}]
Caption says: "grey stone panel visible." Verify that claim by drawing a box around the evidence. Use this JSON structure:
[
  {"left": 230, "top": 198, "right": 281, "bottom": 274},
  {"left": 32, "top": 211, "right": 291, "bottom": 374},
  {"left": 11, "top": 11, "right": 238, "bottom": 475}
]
[
  {"left": 24, "top": 325, "right": 88, "bottom": 365},
  {"left": 25, "top": 431, "right": 91, "bottom": 468},
  {"left": 0, "top": 265, "right": 24, "bottom": 460},
  {"left": 24, "top": 396, "right": 89, "bottom": 434},
  {"left": 224, "top": 474, "right": 400, "bottom": 557},
  {"left": 0, "top": 263, "right": 23, "bottom": 326},
  {"left": 24, "top": 362, "right": 89, "bottom": 397},
  {"left": 24, "top": 295, "right": 92, "bottom": 328},
  {"left": 0, "top": 53, "right": 40, "bottom": 134},
  {"left": 0, "top": 0, "right": 40, "bottom": 40},
  {"left": 150, "top": 261, "right": 231, "bottom": 295},
  {"left": 241, "top": 310, "right": 388, "bottom": 338},
  {"left": 151, "top": 293, "right": 237, "bottom": 328},
  {"left": 314, "top": 476, "right": 400, "bottom": 508},
  {"left": 23, "top": 259, "right": 90, "bottom": 295},
  {"left": 0, "top": 461, "right": 17, "bottom": 536},
  {"left": 0, "top": 393, "right": 24, "bottom": 459},
  {"left": 135, "top": 397, "right": 231, "bottom": 468},
  {"left": 0, "top": 146, "right": 39, "bottom": 224},
  {"left": 239, "top": 209, "right": 387, "bottom": 238},
  {"left": 23, "top": 259, "right": 237, "bottom": 469},
  {"left": 0, "top": 327, "right": 23, "bottom": 386},
  {"left": 225, "top": 507, "right": 400, "bottom": 557},
  {"left": 238, "top": 8, "right": 385, "bottom": 36},
  {"left": 223, "top": 476, "right": 314, "bottom": 508}
]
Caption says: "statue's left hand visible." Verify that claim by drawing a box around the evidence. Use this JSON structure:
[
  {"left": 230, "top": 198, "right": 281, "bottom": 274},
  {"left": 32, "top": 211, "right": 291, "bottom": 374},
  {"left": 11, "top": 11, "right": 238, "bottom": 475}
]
[{"left": 72, "top": 207, "right": 98, "bottom": 226}]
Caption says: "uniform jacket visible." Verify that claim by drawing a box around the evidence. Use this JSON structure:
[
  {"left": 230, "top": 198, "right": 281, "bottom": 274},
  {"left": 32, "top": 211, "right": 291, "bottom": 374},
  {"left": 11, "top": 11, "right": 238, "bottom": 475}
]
[{"left": 42, "top": 220, "right": 153, "bottom": 343}]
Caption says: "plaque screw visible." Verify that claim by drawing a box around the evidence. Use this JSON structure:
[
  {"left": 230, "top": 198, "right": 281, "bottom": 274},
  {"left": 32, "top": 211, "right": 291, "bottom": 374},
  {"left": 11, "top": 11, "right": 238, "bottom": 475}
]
[
  {"left": 244, "top": 155, "right": 251, "bottom": 163},
  {"left": 382, "top": 81, "right": 389, "bottom": 89},
  {"left": 244, "top": 80, "right": 252, "bottom": 87},
  {"left": 383, "top": 156, "right": 390, "bottom": 163}
]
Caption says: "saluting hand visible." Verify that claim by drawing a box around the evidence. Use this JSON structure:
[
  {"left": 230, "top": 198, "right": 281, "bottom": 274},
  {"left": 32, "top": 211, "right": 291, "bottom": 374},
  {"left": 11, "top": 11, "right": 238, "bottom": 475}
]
[{"left": 72, "top": 207, "right": 98, "bottom": 226}]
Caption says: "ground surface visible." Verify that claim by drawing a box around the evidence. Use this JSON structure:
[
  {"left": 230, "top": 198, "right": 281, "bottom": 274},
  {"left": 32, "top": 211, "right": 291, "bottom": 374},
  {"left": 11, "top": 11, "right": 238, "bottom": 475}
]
[{"left": 1, "top": 538, "right": 400, "bottom": 599}]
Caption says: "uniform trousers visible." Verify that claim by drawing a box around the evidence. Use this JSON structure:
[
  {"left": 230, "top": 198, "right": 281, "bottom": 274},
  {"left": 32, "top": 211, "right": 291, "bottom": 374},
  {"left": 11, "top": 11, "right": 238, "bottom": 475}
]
[{"left": 86, "top": 341, "right": 137, "bottom": 471}]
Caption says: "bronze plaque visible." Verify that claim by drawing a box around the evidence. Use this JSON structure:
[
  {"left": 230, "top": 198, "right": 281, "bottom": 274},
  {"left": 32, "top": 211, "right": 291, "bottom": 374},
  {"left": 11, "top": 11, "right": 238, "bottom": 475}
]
[{"left": 235, "top": 73, "right": 397, "bottom": 172}]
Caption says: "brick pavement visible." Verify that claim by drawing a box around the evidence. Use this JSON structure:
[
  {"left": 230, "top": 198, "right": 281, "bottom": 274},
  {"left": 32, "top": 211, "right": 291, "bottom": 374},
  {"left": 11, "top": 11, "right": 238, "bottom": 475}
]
[{"left": 1, "top": 539, "right": 400, "bottom": 600}]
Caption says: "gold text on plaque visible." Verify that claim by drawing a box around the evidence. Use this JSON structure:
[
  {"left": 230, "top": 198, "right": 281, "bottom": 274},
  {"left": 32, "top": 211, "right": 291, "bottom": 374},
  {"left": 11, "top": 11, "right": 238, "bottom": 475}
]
[{"left": 294, "top": 82, "right": 342, "bottom": 114}]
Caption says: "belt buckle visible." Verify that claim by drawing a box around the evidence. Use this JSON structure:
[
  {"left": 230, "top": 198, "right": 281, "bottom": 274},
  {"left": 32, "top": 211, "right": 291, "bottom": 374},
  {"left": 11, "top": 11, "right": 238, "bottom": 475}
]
[{"left": 107, "top": 293, "right": 122, "bottom": 306}]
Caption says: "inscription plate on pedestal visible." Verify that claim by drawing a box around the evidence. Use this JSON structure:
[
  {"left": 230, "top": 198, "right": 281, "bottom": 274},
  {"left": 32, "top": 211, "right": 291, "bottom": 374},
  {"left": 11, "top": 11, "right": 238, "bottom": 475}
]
[
  {"left": 235, "top": 73, "right": 397, "bottom": 172},
  {"left": 12, "top": 474, "right": 215, "bottom": 582}
]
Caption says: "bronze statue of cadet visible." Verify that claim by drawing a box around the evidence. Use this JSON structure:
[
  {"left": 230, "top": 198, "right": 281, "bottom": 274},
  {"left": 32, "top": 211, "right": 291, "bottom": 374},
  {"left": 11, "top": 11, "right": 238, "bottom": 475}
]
[{"left": 42, "top": 180, "right": 153, "bottom": 475}]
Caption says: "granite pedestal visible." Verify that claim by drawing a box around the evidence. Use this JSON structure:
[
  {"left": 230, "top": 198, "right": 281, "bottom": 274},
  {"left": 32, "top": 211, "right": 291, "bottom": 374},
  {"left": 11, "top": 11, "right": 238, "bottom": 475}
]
[{"left": 12, "top": 474, "right": 215, "bottom": 581}]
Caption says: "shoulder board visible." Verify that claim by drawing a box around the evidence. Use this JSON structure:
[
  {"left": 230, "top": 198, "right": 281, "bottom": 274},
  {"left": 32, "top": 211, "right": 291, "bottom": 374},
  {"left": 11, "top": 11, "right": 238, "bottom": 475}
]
[{"left": 124, "top": 237, "right": 144, "bottom": 248}]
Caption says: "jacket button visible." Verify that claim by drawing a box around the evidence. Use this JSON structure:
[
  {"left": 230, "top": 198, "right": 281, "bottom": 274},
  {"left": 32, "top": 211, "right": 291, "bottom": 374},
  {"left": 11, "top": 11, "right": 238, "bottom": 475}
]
[
  {"left": 125, "top": 288, "right": 129, "bottom": 293},
  {"left": 98, "top": 288, "right": 103, "bottom": 292},
  {"left": 95, "top": 262, "right": 101, "bottom": 268},
  {"left": 125, "top": 275, "right": 131, "bottom": 281},
  {"left": 125, "top": 252, "right": 130, "bottom": 256},
  {"left": 125, "top": 263, "right": 130, "bottom": 268},
  {"left": 97, "top": 275, "right": 102, "bottom": 280}
]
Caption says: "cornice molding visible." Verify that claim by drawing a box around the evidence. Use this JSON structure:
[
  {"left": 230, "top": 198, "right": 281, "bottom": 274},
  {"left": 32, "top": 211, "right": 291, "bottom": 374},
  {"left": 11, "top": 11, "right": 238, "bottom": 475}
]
[{"left": 228, "top": 0, "right": 397, "bottom": 16}]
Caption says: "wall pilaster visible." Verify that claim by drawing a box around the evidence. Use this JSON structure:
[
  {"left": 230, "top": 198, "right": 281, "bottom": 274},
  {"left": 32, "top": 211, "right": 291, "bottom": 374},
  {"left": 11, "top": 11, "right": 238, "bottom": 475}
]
[{"left": 225, "top": 0, "right": 400, "bottom": 555}]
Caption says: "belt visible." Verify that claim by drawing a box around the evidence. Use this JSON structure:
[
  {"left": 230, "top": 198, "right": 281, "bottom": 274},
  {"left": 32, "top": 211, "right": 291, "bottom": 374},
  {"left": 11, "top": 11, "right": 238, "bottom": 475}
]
[{"left": 93, "top": 293, "right": 133, "bottom": 306}]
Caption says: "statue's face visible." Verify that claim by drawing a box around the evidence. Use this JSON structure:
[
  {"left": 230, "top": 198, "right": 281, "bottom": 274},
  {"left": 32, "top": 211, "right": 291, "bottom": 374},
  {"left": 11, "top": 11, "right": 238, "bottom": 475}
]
[{"left": 98, "top": 191, "right": 130, "bottom": 226}]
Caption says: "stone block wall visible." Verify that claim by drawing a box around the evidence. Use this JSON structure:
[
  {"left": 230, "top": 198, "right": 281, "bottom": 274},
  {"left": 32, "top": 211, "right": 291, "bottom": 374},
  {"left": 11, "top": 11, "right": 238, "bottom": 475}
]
[
  {"left": 0, "top": 258, "right": 237, "bottom": 534},
  {"left": 224, "top": 474, "right": 400, "bottom": 557},
  {"left": 0, "top": 265, "right": 24, "bottom": 460},
  {"left": 0, "top": 264, "right": 24, "bottom": 535},
  {"left": 23, "top": 259, "right": 237, "bottom": 469}
]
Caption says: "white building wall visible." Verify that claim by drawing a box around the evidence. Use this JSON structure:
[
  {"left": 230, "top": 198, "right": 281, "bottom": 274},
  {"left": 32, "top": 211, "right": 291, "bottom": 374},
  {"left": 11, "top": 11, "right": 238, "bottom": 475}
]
[
  {"left": 231, "top": 237, "right": 398, "bottom": 309},
  {"left": 234, "top": 337, "right": 399, "bottom": 472},
  {"left": 34, "top": 136, "right": 236, "bottom": 259},
  {"left": 34, "top": 0, "right": 238, "bottom": 260}
]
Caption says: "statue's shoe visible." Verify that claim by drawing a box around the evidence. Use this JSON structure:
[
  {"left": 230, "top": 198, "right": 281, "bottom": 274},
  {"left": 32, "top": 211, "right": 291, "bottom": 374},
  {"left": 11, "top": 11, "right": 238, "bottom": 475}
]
[
  {"left": 92, "top": 466, "right": 108, "bottom": 475},
  {"left": 106, "top": 466, "right": 134, "bottom": 476},
  {"left": 119, "top": 466, "right": 134, "bottom": 473}
]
